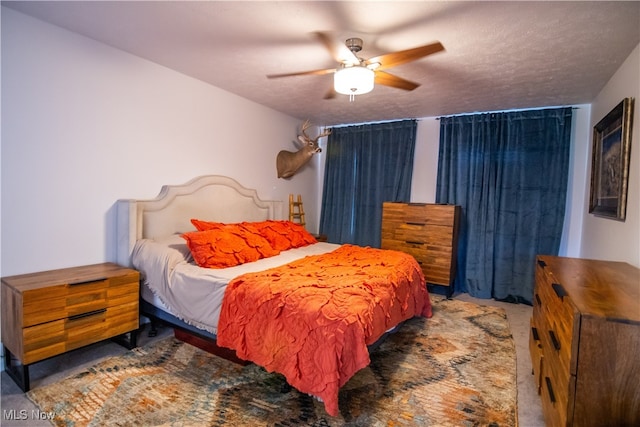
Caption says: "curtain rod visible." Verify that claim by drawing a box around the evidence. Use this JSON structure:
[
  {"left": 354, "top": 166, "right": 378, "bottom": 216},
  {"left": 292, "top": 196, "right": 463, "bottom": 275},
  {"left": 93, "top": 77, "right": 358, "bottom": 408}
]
[
  {"left": 330, "top": 118, "right": 417, "bottom": 128},
  {"left": 433, "top": 105, "right": 580, "bottom": 120}
]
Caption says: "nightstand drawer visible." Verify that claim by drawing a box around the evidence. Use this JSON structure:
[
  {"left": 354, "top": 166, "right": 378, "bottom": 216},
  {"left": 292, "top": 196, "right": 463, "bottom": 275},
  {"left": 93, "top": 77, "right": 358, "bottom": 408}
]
[
  {"left": 20, "top": 273, "right": 138, "bottom": 327},
  {"left": 22, "top": 280, "right": 108, "bottom": 327},
  {"left": 21, "top": 302, "right": 138, "bottom": 364},
  {"left": 107, "top": 280, "right": 140, "bottom": 307},
  {"left": 23, "top": 309, "right": 108, "bottom": 364}
]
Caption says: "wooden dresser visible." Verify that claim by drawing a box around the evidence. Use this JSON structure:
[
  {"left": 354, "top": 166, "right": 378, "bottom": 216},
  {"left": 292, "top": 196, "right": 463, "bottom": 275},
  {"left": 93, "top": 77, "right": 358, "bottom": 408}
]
[
  {"left": 529, "top": 255, "right": 640, "bottom": 427},
  {"left": 1, "top": 262, "right": 139, "bottom": 391},
  {"left": 381, "top": 202, "right": 460, "bottom": 294}
]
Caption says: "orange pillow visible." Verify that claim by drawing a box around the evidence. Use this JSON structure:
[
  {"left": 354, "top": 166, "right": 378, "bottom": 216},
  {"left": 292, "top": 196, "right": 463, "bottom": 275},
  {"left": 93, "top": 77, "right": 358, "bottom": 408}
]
[
  {"left": 241, "top": 221, "right": 294, "bottom": 251},
  {"left": 190, "top": 219, "right": 317, "bottom": 252},
  {"left": 191, "top": 219, "right": 224, "bottom": 232},
  {"left": 182, "top": 225, "right": 279, "bottom": 269},
  {"left": 243, "top": 220, "right": 317, "bottom": 251},
  {"left": 279, "top": 221, "right": 318, "bottom": 248}
]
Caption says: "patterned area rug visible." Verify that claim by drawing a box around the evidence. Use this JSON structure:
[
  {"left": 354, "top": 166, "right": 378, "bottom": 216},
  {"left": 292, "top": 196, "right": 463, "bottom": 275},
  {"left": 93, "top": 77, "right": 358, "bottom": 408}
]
[{"left": 27, "top": 297, "right": 517, "bottom": 426}]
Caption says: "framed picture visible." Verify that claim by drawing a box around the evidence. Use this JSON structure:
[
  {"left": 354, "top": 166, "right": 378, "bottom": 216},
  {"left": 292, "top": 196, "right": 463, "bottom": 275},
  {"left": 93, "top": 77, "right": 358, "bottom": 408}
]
[{"left": 589, "top": 97, "right": 634, "bottom": 221}]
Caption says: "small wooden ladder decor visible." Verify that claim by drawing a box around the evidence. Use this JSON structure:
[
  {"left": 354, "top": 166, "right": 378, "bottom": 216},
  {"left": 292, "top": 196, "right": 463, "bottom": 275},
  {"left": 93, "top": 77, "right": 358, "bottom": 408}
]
[{"left": 289, "top": 194, "right": 306, "bottom": 228}]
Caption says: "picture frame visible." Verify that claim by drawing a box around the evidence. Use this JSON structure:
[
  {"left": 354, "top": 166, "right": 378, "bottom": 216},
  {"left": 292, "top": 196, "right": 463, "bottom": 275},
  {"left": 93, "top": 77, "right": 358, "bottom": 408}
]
[{"left": 589, "top": 97, "right": 634, "bottom": 221}]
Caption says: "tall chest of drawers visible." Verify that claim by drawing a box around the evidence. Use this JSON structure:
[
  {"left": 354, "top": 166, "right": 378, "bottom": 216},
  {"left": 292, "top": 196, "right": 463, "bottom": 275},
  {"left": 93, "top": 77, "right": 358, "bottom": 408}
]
[
  {"left": 1, "top": 262, "right": 140, "bottom": 391},
  {"left": 529, "top": 255, "right": 640, "bottom": 427},
  {"left": 381, "top": 202, "right": 460, "bottom": 294}
]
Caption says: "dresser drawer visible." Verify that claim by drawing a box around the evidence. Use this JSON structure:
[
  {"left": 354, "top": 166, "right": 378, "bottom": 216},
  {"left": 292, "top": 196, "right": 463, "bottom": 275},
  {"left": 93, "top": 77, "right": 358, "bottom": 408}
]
[
  {"left": 529, "top": 320, "right": 544, "bottom": 395},
  {"left": 381, "top": 239, "right": 429, "bottom": 269},
  {"left": 534, "top": 264, "right": 564, "bottom": 318},
  {"left": 541, "top": 373, "right": 574, "bottom": 427},
  {"left": 423, "top": 250, "right": 454, "bottom": 282},
  {"left": 393, "top": 225, "right": 453, "bottom": 245},
  {"left": 540, "top": 334, "right": 572, "bottom": 416},
  {"left": 391, "top": 223, "right": 429, "bottom": 243},
  {"left": 381, "top": 238, "right": 425, "bottom": 256},
  {"left": 534, "top": 263, "right": 579, "bottom": 375},
  {"left": 386, "top": 204, "right": 455, "bottom": 225},
  {"left": 382, "top": 208, "right": 456, "bottom": 228},
  {"left": 541, "top": 312, "right": 576, "bottom": 379}
]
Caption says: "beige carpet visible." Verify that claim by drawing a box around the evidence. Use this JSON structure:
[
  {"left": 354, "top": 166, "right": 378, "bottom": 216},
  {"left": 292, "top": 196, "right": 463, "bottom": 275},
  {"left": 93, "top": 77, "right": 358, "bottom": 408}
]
[{"left": 27, "top": 297, "right": 517, "bottom": 426}]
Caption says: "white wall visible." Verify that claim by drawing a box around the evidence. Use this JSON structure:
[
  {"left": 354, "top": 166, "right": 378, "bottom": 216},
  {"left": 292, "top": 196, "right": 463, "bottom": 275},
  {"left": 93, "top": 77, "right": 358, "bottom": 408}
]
[
  {"left": 1, "top": 8, "right": 321, "bottom": 277},
  {"left": 559, "top": 104, "right": 591, "bottom": 257},
  {"left": 580, "top": 44, "right": 640, "bottom": 267},
  {"left": 411, "top": 117, "right": 440, "bottom": 203}
]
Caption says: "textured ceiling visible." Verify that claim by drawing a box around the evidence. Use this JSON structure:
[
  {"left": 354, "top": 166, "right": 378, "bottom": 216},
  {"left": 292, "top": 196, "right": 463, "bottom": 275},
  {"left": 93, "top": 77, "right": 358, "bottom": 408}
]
[{"left": 4, "top": 1, "right": 640, "bottom": 126}]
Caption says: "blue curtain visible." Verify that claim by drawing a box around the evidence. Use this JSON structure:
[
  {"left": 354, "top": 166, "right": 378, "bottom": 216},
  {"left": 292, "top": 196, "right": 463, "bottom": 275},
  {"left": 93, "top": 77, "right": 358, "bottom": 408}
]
[
  {"left": 320, "top": 120, "right": 417, "bottom": 247},
  {"left": 436, "top": 108, "right": 573, "bottom": 303}
]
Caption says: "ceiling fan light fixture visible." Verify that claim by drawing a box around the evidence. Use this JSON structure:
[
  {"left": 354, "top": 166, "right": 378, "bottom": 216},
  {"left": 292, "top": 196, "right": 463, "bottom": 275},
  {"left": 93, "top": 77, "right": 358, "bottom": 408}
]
[{"left": 334, "top": 66, "right": 374, "bottom": 96}]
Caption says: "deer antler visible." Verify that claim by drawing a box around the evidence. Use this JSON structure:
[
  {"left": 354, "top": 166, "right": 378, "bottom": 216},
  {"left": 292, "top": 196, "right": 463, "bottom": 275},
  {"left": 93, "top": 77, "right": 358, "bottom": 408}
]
[
  {"left": 300, "top": 119, "right": 313, "bottom": 140},
  {"left": 300, "top": 119, "right": 331, "bottom": 142},
  {"left": 317, "top": 126, "right": 332, "bottom": 139}
]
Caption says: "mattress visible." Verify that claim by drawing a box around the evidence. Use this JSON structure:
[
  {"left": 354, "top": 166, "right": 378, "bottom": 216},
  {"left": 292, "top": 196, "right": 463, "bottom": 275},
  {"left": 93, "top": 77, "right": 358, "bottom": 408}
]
[{"left": 132, "top": 233, "right": 340, "bottom": 335}]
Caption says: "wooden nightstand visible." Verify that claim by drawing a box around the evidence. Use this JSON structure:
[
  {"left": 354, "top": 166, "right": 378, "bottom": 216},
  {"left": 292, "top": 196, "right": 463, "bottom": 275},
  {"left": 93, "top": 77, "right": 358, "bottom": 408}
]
[
  {"left": 313, "top": 234, "right": 328, "bottom": 242},
  {"left": 1, "top": 262, "right": 140, "bottom": 391}
]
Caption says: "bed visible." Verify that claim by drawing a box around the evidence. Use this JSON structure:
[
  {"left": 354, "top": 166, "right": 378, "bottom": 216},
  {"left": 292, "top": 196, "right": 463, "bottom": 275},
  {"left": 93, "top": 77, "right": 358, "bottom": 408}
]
[{"left": 115, "top": 175, "right": 432, "bottom": 416}]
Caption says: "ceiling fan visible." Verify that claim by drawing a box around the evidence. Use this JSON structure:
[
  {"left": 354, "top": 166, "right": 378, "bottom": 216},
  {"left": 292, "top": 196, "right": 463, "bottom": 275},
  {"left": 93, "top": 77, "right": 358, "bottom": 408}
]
[{"left": 267, "top": 32, "right": 445, "bottom": 99}]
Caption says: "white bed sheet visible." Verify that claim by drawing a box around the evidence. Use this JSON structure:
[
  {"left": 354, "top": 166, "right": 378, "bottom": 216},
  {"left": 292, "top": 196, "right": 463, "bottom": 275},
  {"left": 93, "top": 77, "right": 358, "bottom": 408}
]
[{"left": 132, "top": 234, "right": 340, "bottom": 335}]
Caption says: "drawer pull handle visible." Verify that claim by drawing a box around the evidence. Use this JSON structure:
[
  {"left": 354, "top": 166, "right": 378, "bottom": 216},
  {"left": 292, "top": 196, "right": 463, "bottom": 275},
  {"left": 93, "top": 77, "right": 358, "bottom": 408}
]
[
  {"left": 535, "top": 293, "right": 541, "bottom": 306},
  {"left": 545, "top": 377, "right": 556, "bottom": 403},
  {"left": 552, "top": 283, "right": 567, "bottom": 300},
  {"left": 537, "top": 260, "right": 547, "bottom": 268},
  {"left": 68, "top": 308, "right": 106, "bottom": 321},
  {"left": 405, "top": 241, "right": 424, "bottom": 245},
  {"left": 548, "top": 330, "right": 561, "bottom": 351},
  {"left": 69, "top": 278, "right": 107, "bottom": 286},
  {"left": 408, "top": 203, "right": 427, "bottom": 206},
  {"left": 531, "top": 326, "right": 540, "bottom": 341},
  {"left": 405, "top": 222, "right": 426, "bottom": 226}
]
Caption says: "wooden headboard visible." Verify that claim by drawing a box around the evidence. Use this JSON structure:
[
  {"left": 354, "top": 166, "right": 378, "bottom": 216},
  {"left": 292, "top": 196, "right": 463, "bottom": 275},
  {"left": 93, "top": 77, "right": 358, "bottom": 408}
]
[{"left": 116, "top": 175, "right": 283, "bottom": 267}]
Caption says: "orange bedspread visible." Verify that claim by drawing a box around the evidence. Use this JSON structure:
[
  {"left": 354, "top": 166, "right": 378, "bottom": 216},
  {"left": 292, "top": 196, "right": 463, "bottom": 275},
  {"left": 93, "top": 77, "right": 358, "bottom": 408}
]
[{"left": 217, "top": 244, "right": 432, "bottom": 416}]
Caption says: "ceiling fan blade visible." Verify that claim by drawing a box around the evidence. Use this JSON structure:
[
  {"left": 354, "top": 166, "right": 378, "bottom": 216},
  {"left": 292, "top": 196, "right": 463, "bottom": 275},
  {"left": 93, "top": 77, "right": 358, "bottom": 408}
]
[
  {"left": 366, "top": 41, "right": 444, "bottom": 71},
  {"left": 323, "top": 86, "right": 336, "bottom": 100},
  {"left": 267, "top": 68, "right": 336, "bottom": 78},
  {"left": 374, "top": 71, "right": 420, "bottom": 91},
  {"left": 313, "top": 31, "right": 360, "bottom": 66}
]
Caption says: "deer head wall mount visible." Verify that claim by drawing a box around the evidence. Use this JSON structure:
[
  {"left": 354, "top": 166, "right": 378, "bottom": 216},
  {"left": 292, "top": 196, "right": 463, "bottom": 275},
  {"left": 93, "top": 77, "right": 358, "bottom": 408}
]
[{"left": 276, "top": 120, "right": 331, "bottom": 179}]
